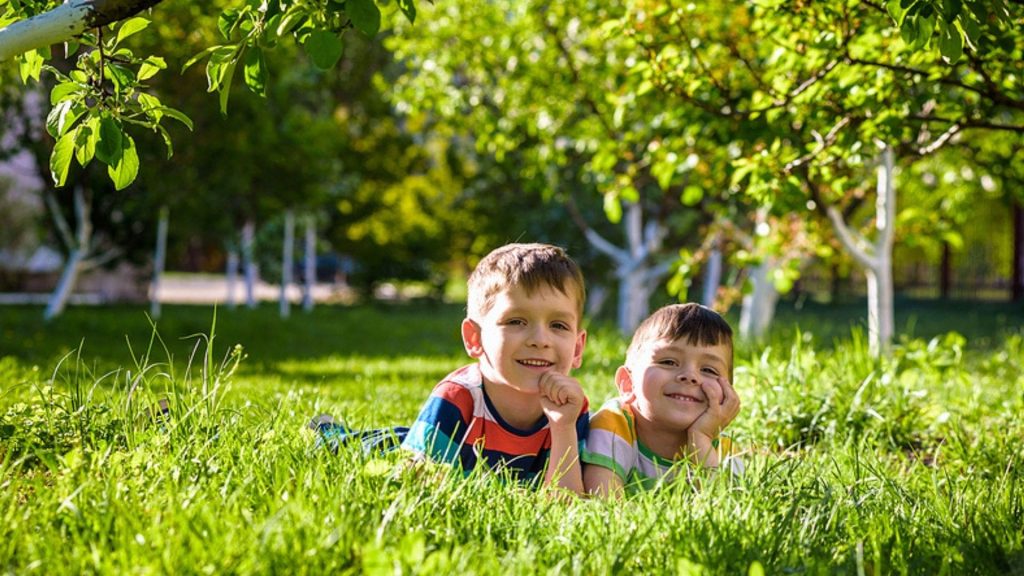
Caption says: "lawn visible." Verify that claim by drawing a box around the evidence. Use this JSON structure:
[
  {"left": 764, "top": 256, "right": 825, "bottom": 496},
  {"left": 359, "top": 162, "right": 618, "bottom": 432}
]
[{"left": 1, "top": 299, "right": 1022, "bottom": 574}]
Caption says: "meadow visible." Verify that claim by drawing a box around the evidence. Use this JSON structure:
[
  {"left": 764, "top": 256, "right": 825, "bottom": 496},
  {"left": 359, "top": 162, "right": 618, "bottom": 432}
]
[{"left": 1, "top": 299, "right": 1022, "bottom": 575}]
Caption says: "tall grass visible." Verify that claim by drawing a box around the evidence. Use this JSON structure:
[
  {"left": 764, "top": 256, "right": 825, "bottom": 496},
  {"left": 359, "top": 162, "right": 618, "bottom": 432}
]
[{"left": 1, "top": 302, "right": 1022, "bottom": 574}]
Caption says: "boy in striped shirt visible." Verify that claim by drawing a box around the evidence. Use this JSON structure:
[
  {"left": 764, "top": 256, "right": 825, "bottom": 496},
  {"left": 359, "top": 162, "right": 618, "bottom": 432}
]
[
  {"left": 401, "top": 243, "right": 590, "bottom": 494},
  {"left": 583, "top": 303, "right": 742, "bottom": 496}
]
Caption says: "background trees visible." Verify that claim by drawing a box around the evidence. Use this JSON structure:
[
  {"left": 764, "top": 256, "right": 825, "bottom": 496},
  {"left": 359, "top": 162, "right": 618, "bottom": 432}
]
[{"left": 1, "top": 0, "right": 1020, "bottom": 342}]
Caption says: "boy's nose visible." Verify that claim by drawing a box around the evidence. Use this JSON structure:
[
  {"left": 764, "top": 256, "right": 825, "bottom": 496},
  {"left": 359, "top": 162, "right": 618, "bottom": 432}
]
[
  {"left": 677, "top": 370, "right": 698, "bottom": 384},
  {"left": 526, "top": 326, "right": 551, "bottom": 347}
]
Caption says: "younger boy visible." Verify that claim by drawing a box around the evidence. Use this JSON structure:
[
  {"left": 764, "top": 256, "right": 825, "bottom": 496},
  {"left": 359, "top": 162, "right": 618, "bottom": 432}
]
[
  {"left": 582, "top": 303, "right": 741, "bottom": 496},
  {"left": 401, "top": 243, "right": 590, "bottom": 494}
]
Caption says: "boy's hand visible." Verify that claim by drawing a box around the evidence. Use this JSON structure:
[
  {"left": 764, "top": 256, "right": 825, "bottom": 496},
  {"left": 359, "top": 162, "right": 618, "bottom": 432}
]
[
  {"left": 538, "top": 372, "right": 586, "bottom": 429},
  {"left": 690, "top": 376, "right": 740, "bottom": 441}
]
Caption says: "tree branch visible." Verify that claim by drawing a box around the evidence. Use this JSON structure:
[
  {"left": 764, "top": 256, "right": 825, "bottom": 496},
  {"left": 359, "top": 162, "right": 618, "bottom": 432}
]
[{"left": 0, "top": 0, "right": 164, "bottom": 61}]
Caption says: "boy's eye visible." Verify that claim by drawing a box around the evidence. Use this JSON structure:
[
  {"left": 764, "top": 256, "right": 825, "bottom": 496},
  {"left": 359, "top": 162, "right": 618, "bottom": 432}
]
[
  {"left": 656, "top": 358, "right": 678, "bottom": 367},
  {"left": 505, "top": 319, "right": 526, "bottom": 326},
  {"left": 702, "top": 367, "right": 720, "bottom": 376},
  {"left": 551, "top": 321, "right": 571, "bottom": 331}
]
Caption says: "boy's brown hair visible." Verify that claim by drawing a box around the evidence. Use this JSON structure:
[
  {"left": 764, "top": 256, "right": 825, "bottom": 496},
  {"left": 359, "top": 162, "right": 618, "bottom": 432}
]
[
  {"left": 626, "top": 303, "right": 734, "bottom": 378},
  {"left": 467, "top": 243, "right": 586, "bottom": 321}
]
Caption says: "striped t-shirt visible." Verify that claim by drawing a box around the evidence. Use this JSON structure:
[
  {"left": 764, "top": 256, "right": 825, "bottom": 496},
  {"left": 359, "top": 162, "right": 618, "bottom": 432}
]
[
  {"left": 401, "top": 364, "right": 590, "bottom": 484},
  {"left": 582, "top": 398, "right": 742, "bottom": 492}
]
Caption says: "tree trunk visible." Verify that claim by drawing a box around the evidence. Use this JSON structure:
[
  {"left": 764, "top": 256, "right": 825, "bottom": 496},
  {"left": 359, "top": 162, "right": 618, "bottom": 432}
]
[
  {"left": 44, "top": 187, "right": 90, "bottom": 321},
  {"left": 303, "top": 215, "right": 316, "bottom": 312},
  {"left": 225, "top": 248, "right": 239, "bottom": 309},
  {"left": 0, "top": 0, "right": 164, "bottom": 61},
  {"left": 242, "top": 219, "right": 257, "bottom": 309},
  {"left": 584, "top": 201, "right": 669, "bottom": 334},
  {"left": 739, "top": 261, "right": 780, "bottom": 342},
  {"left": 149, "top": 206, "right": 168, "bottom": 319},
  {"left": 825, "top": 145, "right": 896, "bottom": 357},
  {"left": 702, "top": 238, "right": 722, "bottom": 308},
  {"left": 45, "top": 248, "right": 85, "bottom": 320},
  {"left": 280, "top": 210, "right": 294, "bottom": 318}
]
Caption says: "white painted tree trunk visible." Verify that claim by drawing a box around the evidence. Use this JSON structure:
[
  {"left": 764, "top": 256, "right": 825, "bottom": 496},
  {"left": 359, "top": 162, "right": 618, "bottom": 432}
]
[
  {"left": 739, "top": 260, "right": 780, "bottom": 341},
  {"left": 45, "top": 247, "right": 85, "bottom": 320},
  {"left": 44, "top": 187, "right": 90, "bottom": 320},
  {"left": 702, "top": 238, "right": 722, "bottom": 307},
  {"left": 826, "top": 145, "right": 896, "bottom": 357},
  {"left": 0, "top": 0, "right": 163, "bottom": 61},
  {"left": 280, "top": 210, "right": 294, "bottom": 318},
  {"left": 149, "top": 206, "right": 168, "bottom": 319},
  {"left": 242, "top": 220, "right": 257, "bottom": 309},
  {"left": 303, "top": 215, "right": 315, "bottom": 312},
  {"left": 584, "top": 201, "right": 670, "bottom": 334},
  {"left": 225, "top": 249, "right": 239, "bottom": 309}
]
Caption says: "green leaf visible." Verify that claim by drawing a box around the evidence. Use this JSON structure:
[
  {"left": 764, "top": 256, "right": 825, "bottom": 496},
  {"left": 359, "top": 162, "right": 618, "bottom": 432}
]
[
  {"left": 106, "top": 63, "right": 136, "bottom": 93},
  {"left": 347, "top": 0, "right": 381, "bottom": 37},
  {"left": 155, "top": 124, "right": 174, "bottom": 159},
  {"left": 137, "top": 56, "right": 167, "bottom": 81},
  {"left": 603, "top": 192, "right": 622, "bottom": 223},
  {"left": 74, "top": 117, "right": 99, "bottom": 166},
  {"left": 96, "top": 116, "right": 123, "bottom": 166},
  {"left": 682, "top": 185, "right": 703, "bottom": 206},
  {"left": 276, "top": 8, "right": 308, "bottom": 37},
  {"left": 159, "top": 107, "right": 194, "bottom": 131},
  {"left": 243, "top": 47, "right": 267, "bottom": 96},
  {"left": 218, "top": 9, "right": 241, "bottom": 40},
  {"left": 304, "top": 31, "right": 344, "bottom": 70},
  {"left": 886, "top": 0, "right": 909, "bottom": 25},
  {"left": 398, "top": 0, "right": 416, "bottom": 24},
  {"left": 115, "top": 17, "right": 150, "bottom": 46},
  {"left": 49, "top": 81, "right": 80, "bottom": 105},
  {"left": 960, "top": 14, "right": 981, "bottom": 49},
  {"left": 45, "top": 99, "right": 72, "bottom": 138},
  {"left": 108, "top": 135, "right": 139, "bottom": 190},
  {"left": 18, "top": 49, "right": 44, "bottom": 83},
  {"left": 217, "top": 55, "right": 239, "bottom": 114},
  {"left": 938, "top": 20, "right": 963, "bottom": 63},
  {"left": 50, "top": 132, "right": 75, "bottom": 187},
  {"left": 651, "top": 159, "right": 676, "bottom": 190},
  {"left": 137, "top": 92, "right": 163, "bottom": 121}
]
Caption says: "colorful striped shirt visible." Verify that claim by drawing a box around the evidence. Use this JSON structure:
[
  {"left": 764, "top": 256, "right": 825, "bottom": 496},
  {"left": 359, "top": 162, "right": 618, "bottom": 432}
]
[
  {"left": 582, "top": 398, "right": 742, "bottom": 492},
  {"left": 401, "top": 364, "right": 590, "bottom": 484}
]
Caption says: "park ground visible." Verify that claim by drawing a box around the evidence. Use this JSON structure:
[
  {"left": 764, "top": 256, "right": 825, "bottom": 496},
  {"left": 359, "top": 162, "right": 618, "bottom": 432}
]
[{"left": 1, "top": 298, "right": 1022, "bottom": 574}]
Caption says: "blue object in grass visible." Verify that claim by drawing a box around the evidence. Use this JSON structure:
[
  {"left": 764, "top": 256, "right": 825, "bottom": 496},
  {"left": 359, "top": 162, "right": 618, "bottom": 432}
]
[{"left": 309, "top": 414, "right": 409, "bottom": 454}]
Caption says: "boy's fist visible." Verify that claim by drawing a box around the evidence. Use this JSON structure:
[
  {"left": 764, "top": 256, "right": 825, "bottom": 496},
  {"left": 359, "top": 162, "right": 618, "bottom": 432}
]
[
  {"left": 538, "top": 372, "right": 585, "bottom": 429},
  {"left": 690, "top": 376, "right": 740, "bottom": 440}
]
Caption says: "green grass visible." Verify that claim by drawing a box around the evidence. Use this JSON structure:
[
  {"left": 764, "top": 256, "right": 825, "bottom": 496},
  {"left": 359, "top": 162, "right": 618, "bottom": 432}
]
[{"left": 1, "top": 301, "right": 1022, "bottom": 574}]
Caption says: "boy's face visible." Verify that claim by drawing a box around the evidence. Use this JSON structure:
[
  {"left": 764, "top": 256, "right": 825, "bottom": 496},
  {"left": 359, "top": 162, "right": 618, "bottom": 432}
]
[
  {"left": 462, "top": 284, "right": 586, "bottom": 395},
  {"left": 619, "top": 336, "right": 732, "bottom": 432}
]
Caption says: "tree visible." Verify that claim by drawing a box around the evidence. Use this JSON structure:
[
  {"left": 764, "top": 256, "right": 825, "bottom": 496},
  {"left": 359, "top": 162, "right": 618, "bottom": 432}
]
[
  {"left": 622, "top": 0, "right": 1023, "bottom": 353},
  {"left": 1, "top": 0, "right": 418, "bottom": 189}
]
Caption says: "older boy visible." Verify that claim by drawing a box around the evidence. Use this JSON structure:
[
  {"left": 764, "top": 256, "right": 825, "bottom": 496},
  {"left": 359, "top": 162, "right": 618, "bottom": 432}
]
[
  {"left": 583, "top": 303, "right": 741, "bottom": 496},
  {"left": 401, "top": 243, "right": 589, "bottom": 494}
]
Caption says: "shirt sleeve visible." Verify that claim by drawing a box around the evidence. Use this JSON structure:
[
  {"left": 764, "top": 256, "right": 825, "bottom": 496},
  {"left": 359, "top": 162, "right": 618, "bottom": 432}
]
[
  {"left": 580, "top": 406, "right": 634, "bottom": 482},
  {"left": 400, "top": 381, "right": 474, "bottom": 466}
]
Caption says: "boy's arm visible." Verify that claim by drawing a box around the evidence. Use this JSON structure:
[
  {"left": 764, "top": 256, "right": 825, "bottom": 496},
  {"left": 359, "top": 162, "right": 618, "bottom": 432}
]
[
  {"left": 583, "top": 462, "right": 625, "bottom": 498},
  {"left": 539, "top": 372, "right": 586, "bottom": 495},
  {"left": 688, "top": 376, "right": 741, "bottom": 469}
]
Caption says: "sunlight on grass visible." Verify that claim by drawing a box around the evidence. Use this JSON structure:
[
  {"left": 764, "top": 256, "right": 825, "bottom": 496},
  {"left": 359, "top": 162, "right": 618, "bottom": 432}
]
[{"left": 1, "top": 303, "right": 1022, "bottom": 574}]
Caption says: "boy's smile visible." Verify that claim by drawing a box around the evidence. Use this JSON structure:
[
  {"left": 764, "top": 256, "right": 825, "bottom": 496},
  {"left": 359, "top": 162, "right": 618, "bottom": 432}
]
[
  {"left": 620, "top": 337, "right": 731, "bottom": 436},
  {"left": 462, "top": 284, "right": 585, "bottom": 397}
]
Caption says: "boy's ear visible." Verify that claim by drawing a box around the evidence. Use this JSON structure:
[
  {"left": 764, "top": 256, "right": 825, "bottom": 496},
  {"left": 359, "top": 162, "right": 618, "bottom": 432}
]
[
  {"left": 615, "top": 365, "right": 635, "bottom": 403},
  {"left": 461, "top": 318, "right": 483, "bottom": 358},
  {"left": 571, "top": 330, "right": 587, "bottom": 369}
]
